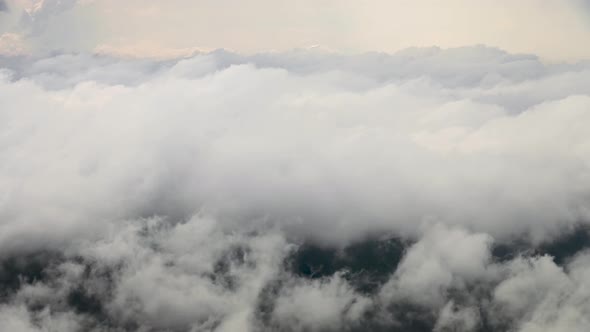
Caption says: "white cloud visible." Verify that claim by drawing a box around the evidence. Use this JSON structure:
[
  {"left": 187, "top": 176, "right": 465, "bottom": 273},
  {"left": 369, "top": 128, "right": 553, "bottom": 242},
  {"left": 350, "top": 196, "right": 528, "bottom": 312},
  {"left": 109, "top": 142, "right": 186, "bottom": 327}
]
[
  {"left": 490, "top": 253, "right": 590, "bottom": 332},
  {"left": 2, "top": 47, "right": 590, "bottom": 251},
  {"left": 1, "top": 47, "right": 590, "bottom": 331},
  {"left": 273, "top": 273, "right": 372, "bottom": 331},
  {"left": 380, "top": 224, "right": 493, "bottom": 307}
]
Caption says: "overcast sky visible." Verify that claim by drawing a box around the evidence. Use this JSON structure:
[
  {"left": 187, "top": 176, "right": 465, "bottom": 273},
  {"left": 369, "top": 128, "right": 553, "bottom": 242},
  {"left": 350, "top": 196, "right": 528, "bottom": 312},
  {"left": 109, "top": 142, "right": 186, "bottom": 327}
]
[{"left": 1, "top": 0, "right": 590, "bottom": 60}]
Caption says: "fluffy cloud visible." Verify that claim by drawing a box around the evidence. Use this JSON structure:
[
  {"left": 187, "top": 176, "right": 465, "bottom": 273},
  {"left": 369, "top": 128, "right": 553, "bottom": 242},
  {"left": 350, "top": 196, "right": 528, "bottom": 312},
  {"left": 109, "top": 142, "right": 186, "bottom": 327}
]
[
  {"left": 272, "top": 273, "right": 372, "bottom": 331},
  {"left": 490, "top": 254, "right": 590, "bottom": 332},
  {"left": 1, "top": 46, "right": 590, "bottom": 331},
  {"left": 379, "top": 225, "right": 493, "bottom": 307}
]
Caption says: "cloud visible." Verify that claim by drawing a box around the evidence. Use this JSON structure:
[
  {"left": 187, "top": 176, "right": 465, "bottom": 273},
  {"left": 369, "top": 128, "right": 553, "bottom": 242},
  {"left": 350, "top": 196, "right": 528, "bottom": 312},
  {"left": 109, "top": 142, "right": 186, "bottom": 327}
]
[
  {"left": 2, "top": 46, "right": 590, "bottom": 249},
  {"left": 434, "top": 301, "right": 480, "bottom": 332},
  {"left": 379, "top": 225, "right": 493, "bottom": 308},
  {"left": 271, "top": 273, "right": 372, "bottom": 331},
  {"left": 0, "top": 0, "right": 97, "bottom": 53},
  {"left": 94, "top": 42, "right": 206, "bottom": 60},
  {"left": 1, "top": 46, "right": 590, "bottom": 331},
  {"left": 483, "top": 253, "right": 590, "bottom": 332},
  {"left": 0, "top": 33, "right": 27, "bottom": 55}
]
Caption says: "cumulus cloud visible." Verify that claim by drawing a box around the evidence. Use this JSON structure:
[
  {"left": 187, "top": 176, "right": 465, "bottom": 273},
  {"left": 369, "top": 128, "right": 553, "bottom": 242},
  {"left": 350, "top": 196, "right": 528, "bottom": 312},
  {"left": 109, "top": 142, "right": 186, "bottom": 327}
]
[
  {"left": 1, "top": 46, "right": 590, "bottom": 331},
  {"left": 272, "top": 273, "right": 372, "bottom": 331},
  {"left": 379, "top": 225, "right": 493, "bottom": 308}
]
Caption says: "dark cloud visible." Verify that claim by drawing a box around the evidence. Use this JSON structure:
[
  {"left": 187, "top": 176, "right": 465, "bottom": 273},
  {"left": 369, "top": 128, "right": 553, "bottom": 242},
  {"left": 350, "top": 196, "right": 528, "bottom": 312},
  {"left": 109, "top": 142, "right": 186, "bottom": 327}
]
[{"left": 0, "top": 0, "right": 8, "bottom": 12}]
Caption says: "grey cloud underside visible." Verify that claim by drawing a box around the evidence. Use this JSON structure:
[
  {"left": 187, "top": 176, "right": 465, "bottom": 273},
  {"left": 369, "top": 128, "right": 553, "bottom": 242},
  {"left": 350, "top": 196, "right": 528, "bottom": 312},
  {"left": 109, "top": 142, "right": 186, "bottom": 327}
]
[
  {"left": 2, "top": 46, "right": 590, "bottom": 331},
  {"left": 0, "top": 0, "right": 7, "bottom": 12}
]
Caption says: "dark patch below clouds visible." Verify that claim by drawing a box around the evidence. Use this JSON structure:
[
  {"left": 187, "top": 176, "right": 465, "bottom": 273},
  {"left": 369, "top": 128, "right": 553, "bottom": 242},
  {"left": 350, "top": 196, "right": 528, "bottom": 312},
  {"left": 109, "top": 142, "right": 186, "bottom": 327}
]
[
  {"left": 289, "top": 237, "right": 406, "bottom": 294},
  {"left": 0, "top": 252, "right": 63, "bottom": 299},
  {"left": 1, "top": 229, "right": 590, "bottom": 331},
  {"left": 492, "top": 225, "right": 590, "bottom": 265}
]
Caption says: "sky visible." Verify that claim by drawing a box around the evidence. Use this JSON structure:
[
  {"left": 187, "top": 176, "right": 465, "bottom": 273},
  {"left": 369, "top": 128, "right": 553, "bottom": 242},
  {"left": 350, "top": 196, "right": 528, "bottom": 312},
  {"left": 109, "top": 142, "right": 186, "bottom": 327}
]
[
  {"left": 2, "top": 1, "right": 590, "bottom": 332},
  {"left": 1, "top": 0, "right": 590, "bottom": 60}
]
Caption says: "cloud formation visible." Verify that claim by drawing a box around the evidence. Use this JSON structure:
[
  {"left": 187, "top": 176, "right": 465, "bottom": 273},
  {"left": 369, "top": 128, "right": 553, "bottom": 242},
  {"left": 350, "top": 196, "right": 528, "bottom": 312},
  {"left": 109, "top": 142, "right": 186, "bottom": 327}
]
[{"left": 1, "top": 46, "right": 590, "bottom": 331}]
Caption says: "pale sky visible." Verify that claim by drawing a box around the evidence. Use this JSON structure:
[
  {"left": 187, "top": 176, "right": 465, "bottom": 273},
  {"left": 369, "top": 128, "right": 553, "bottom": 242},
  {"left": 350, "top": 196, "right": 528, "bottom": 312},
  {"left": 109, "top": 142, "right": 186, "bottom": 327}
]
[{"left": 1, "top": 0, "right": 590, "bottom": 60}]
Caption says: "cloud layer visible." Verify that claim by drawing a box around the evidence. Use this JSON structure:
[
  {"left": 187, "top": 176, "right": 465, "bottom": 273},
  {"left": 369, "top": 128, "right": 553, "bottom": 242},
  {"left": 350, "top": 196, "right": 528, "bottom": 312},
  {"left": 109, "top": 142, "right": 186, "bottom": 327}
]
[{"left": 1, "top": 46, "right": 590, "bottom": 331}]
